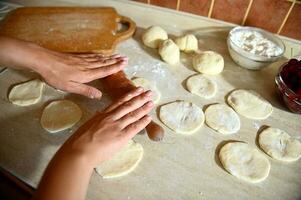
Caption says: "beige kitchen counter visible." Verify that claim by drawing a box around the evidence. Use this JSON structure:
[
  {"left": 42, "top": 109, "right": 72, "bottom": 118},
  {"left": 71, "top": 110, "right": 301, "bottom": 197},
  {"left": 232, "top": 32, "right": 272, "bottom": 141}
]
[{"left": 0, "top": 1, "right": 300, "bottom": 200}]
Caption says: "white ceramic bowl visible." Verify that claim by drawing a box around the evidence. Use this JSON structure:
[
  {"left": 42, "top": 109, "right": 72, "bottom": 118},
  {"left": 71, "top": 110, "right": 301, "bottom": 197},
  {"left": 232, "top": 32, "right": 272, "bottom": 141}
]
[{"left": 227, "top": 26, "right": 285, "bottom": 70}]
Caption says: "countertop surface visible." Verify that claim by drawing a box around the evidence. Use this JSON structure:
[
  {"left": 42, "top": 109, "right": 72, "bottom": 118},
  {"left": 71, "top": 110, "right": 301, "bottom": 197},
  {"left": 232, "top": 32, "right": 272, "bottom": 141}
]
[{"left": 0, "top": 1, "right": 300, "bottom": 200}]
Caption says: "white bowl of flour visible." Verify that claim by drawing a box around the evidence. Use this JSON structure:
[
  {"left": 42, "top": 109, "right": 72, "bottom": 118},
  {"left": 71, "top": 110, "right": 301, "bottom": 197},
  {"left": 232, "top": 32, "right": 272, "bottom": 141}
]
[{"left": 227, "top": 26, "right": 285, "bottom": 70}]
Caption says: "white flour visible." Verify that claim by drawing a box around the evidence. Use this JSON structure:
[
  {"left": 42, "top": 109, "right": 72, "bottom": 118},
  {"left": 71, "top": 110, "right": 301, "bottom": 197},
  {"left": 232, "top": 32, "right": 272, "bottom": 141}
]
[{"left": 230, "top": 30, "right": 282, "bottom": 57}]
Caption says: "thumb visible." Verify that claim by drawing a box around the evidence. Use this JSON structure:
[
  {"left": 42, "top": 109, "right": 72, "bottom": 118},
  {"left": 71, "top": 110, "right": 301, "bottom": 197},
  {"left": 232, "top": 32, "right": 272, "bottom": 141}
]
[{"left": 65, "top": 82, "right": 102, "bottom": 99}]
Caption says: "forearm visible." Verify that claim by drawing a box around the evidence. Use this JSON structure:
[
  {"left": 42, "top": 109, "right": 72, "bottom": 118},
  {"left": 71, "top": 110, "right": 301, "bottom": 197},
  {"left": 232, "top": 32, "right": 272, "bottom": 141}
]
[{"left": 34, "top": 148, "right": 94, "bottom": 200}]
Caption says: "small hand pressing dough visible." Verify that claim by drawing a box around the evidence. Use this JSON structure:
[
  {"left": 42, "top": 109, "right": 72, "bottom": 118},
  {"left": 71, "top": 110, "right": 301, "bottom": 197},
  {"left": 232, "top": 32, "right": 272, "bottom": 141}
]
[
  {"left": 159, "top": 101, "right": 204, "bottom": 135},
  {"left": 41, "top": 100, "right": 82, "bottom": 133},
  {"left": 132, "top": 77, "right": 161, "bottom": 104},
  {"left": 205, "top": 104, "right": 240, "bottom": 134},
  {"left": 158, "top": 39, "right": 180, "bottom": 65},
  {"left": 186, "top": 74, "right": 217, "bottom": 99},
  {"left": 142, "top": 26, "right": 168, "bottom": 48},
  {"left": 175, "top": 34, "right": 198, "bottom": 53},
  {"left": 96, "top": 140, "right": 143, "bottom": 179},
  {"left": 193, "top": 51, "right": 224, "bottom": 75},
  {"left": 259, "top": 127, "right": 301, "bottom": 162},
  {"left": 227, "top": 89, "right": 273, "bottom": 120},
  {"left": 9, "top": 79, "right": 44, "bottom": 106},
  {"left": 219, "top": 142, "right": 270, "bottom": 183}
]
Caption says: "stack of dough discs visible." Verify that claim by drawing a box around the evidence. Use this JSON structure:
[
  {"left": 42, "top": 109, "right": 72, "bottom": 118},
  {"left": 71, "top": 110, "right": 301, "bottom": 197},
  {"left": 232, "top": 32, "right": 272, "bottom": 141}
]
[
  {"left": 96, "top": 140, "right": 144, "bottom": 179},
  {"left": 219, "top": 142, "right": 270, "bottom": 183},
  {"left": 227, "top": 89, "right": 273, "bottom": 120},
  {"left": 159, "top": 101, "right": 204, "bottom": 135},
  {"left": 142, "top": 26, "right": 168, "bottom": 48},
  {"left": 193, "top": 51, "right": 224, "bottom": 75},
  {"left": 205, "top": 104, "right": 240, "bottom": 134},
  {"left": 132, "top": 77, "right": 161, "bottom": 104},
  {"left": 258, "top": 127, "right": 301, "bottom": 162},
  {"left": 9, "top": 79, "right": 44, "bottom": 106},
  {"left": 41, "top": 100, "right": 82, "bottom": 133},
  {"left": 186, "top": 74, "right": 217, "bottom": 99}
]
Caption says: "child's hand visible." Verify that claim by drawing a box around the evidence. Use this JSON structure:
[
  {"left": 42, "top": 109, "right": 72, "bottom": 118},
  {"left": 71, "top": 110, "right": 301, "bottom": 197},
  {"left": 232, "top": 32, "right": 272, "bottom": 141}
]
[{"left": 61, "top": 87, "right": 153, "bottom": 167}]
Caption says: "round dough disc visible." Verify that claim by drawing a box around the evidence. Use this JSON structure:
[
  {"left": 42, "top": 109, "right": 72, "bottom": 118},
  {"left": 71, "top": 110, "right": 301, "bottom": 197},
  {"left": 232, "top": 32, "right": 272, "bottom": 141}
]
[
  {"left": 158, "top": 39, "right": 180, "bottom": 65},
  {"left": 186, "top": 74, "right": 217, "bottom": 99},
  {"left": 205, "top": 104, "right": 240, "bottom": 134},
  {"left": 41, "top": 100, "right": 82, "bottom": 133},
  {"left": 159, "top": 101, "right": 204, "bottom": 134},
  {"left": 132, "top": 77, "right": 161, "bottom": 104},
  {"left": 193, "top": 51, "right": 224, "bottom": 75},
  {"left": 96, "top": 140, "right": 143, "bottom": 179},
  {"left": 9, "top": 79, "right": 44, "bottom": 106},
  {"left": 259, "top": 127, "right": 301, "bottom": 162},
  {"left": 227, "top": 89, "right": 273, "bottom": 120},
  {"left": 219, "top": 142, "right": 270, "bottom": 183},
  {"left": 142, "top": 26, "right": 168, "bottom": 48}
]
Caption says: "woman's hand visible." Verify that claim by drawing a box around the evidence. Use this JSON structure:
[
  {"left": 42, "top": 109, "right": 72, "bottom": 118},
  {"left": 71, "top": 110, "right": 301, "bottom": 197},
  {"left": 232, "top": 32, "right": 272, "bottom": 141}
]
[{"left": 61, "top": 87, "right": 153, "bottom": 167}]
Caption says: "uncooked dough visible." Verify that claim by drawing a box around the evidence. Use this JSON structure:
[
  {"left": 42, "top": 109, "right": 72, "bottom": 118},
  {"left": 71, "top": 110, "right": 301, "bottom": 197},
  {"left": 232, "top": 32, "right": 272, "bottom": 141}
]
[
  {"left": 158, "top": 39, "right": 180, "bottom": 65},
  {"left": 259, "top": 127, "right": 301, "bottom": 162},
  {"left": 142, "top": 26, "right": 168, "bottom": 48},
  {"left": 205, "top": 104, "right": 240, "bottom": 134},
  {"left": 227, "top": 89, "right": 273, "bottom": 120},
  {"left": 186, "top": 74, "right": 217, "bottom": 99},
  {"left": 132, "top": 77, "right": 161, "bottom": 104},
  {"left": 9, "top": 79, "right": 44, "bottom": 106},
  {"left": 159, "top": 101, "right": 204, "bottom": 134},
  {"left": 219, "top": 142, "right": 270, "bottom": 183},
  {"left": 193, "top": 51, "right": 224, "bottom": 75},
  {"left": 41, "top": 100, "right": 82, "bottom": 133},
  {"left": 175, "top": 34, "right": 198, "bottom": 53},
  {"left": 96, "top": 140, "right": 143, "bottom": 179}
]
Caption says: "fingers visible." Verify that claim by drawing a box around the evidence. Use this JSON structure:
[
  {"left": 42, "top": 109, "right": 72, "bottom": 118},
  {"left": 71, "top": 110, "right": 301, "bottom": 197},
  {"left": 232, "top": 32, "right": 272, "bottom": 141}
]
[
  {"left": 120, "top": 115, "right": 152, "bottom": 140},
  {"left": 118, "top": 101, "right": 154, "bottom": 129},
  {"left": 104, "top": 87, "right": 144, "bottom": 113},
  {"left": 109, "top": 90, "right": 152, "bottom": 120},
  {"left": 86, "top": 56, "right": 127, "bottom": 69},
  {"left": 64, "top": 82, "right": 102, "bottom": 99}
]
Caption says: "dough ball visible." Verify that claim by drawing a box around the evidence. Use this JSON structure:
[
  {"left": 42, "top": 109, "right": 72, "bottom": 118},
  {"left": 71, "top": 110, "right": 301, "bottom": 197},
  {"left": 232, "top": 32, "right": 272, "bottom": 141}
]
[
  {"left": 159, "top": 101, "right": 204, "bottom": 135},
  {"left": 259, "top": 127, "right": 301, "bottom": 162},
  {"left": 41, "top": 100, "right": 82, "bottom": 133},
  {"left": 193, "top": 51, "right": 224, "bottom": 75},
  {"left": 186, "top": 74, "right": 217, "bottom": 99},
  {"left": 205, "top": 104, "right": 240, "bottom": 134},
  {"left": 142, "top": 26, "right": 168, "bottom": 48},
  {"left": 219, "top": 142, "right": 270, "bottom": 183},
  {"left": 227, "top": 89, "right": 273, "bottom": 120},
  {"left": 96, "top": 140, "right": 143, "bottom": 179},
  {"left": 132, "top": 77, "right": 161, "bottom": 104},
  {"left": 9, "top": 79, "right": 44, "bottom": 106},
  {"left": 175, "top": 34, "right": 198, "bottom": 53},
  {"left": 158, "top": 39, "right": 180, "bottom": 65}
]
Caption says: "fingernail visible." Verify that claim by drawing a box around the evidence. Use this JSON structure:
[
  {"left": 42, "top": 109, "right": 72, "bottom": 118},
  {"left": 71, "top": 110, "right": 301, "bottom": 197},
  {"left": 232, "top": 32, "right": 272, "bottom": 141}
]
[
  {"left": 146, "top": 101, "right": 154, "bottom": 107},
  {"left": 91, "top": 91, "right": 102, "bottom": 99},
  {"left": 145, "top": 90, "right": 153, "bottom": 96},
  {"left": 136, "top": 87, "right": 143, "bottom": 92}
]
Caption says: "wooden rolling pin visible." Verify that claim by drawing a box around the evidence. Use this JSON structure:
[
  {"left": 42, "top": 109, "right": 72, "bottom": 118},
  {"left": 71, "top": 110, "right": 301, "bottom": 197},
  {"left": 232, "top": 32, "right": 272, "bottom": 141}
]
[{"left": 101, "top": 71, "right": 164, "bottom": 141}]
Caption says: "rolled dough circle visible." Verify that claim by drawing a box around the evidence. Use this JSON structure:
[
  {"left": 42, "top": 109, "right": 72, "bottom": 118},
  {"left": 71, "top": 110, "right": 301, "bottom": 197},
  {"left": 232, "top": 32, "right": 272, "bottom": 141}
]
[
  {"left": 205, "top": 104, "right": 240, "bottom": 134},
  {"left": 158, "top": 39, "right": 180, "bottom": 65},
  {"left": 227, "top": 89, "right": 273, "bottom": 120},
  {"left": 96, "top": 140, "right": 143, "bottom": 179},
  {"left": 259, "top": 127, "right": 301, "bottom": 162},
  {"left": 9, "top": 79, "right": 44, "bottom": 106},
  {"left": 175, "top": 34, "right": 198, "bottom": 53},
  {"left": 159, "top": 101, "right": 204, "bottom": 135},
  {"left": 219, "top": 142, "right": 270, "bottom": 183},
  {"left": 186, "top": 74, "right": 217, "bottom": 99},
  {"left": 132, "top": 77, "right": 161, "bottom": 104},
  {"left": 41, "top": 100, "right": 82, "bottom": 133},
  {"left": 193, "top": 51, "right": 224, "bottom": 75},
  {"left": 142, "top": 26, "right": 168, "bottom": 48}
]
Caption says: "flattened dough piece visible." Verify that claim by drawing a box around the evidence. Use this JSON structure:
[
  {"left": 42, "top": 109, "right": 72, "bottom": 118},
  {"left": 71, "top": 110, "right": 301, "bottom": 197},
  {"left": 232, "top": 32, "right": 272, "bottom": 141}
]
[
  {"left": 9, "top": 79, "right": 44, "bottom": 106},
  {"left": 41, "top": 100, "right": 82, "bottom": 133},
  {"left": 259, "top": 127, "right": 301, "bottom": 162},
  {"left": 159, "top": 101, "right": 204, "bottom": 134},
  {"left": 219, "top": 142, "right": 270, "bottom": 183},
  {"left": 96, "top": 140, "right": 143, "bottom": 179},
  {"left": 227, "top": 89, "right": 273, "bottom": 120},
  {"left": 205, "top": 104, "right": 240, "bottom": 134},
  {"left": 132, "top": 77, "right": 161, "bottom": 104},
  {"left": 186, "top": 74, "right": 217, "bottom": 99}
]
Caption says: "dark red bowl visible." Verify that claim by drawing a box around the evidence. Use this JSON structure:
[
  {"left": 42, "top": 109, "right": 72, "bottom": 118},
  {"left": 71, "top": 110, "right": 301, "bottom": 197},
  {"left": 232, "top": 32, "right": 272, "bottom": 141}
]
[{"left": 275, "top": 62, "right": 301, "bottom": 114}]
